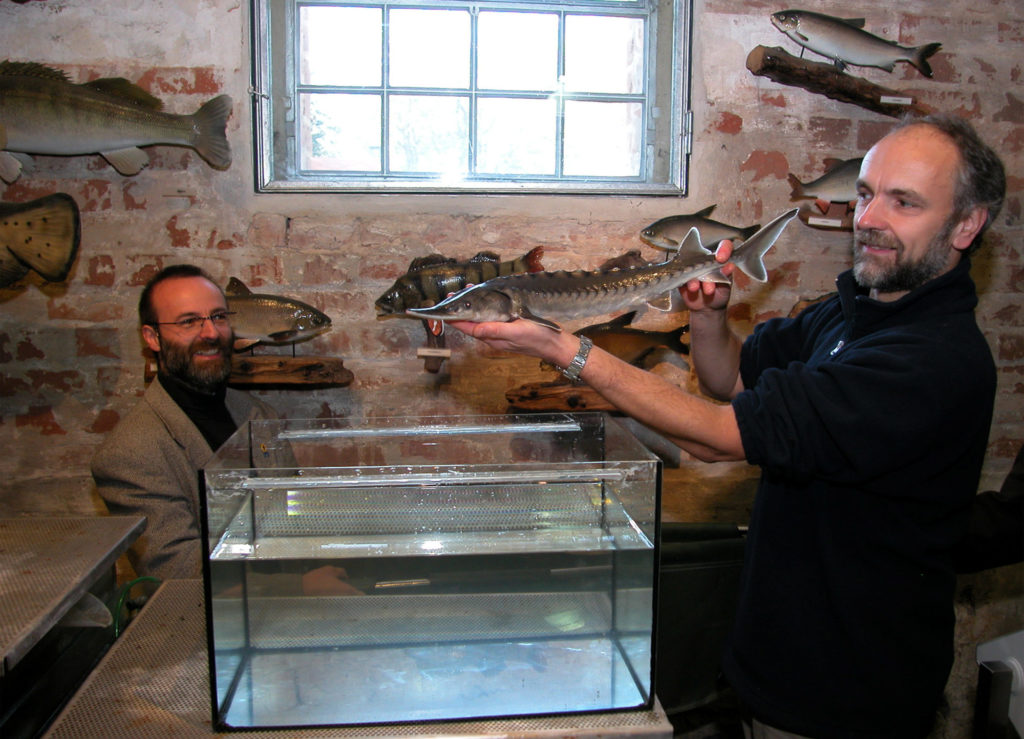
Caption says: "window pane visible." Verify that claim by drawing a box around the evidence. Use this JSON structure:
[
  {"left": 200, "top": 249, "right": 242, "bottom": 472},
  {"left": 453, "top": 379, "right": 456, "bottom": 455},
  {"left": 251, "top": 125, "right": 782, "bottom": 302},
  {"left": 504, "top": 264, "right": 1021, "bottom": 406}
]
[
  {"left": 563, "top": 100, "right": 642, "bottom": 176},
  {"left": 300, "top": 6, "right": 382, "bottom": 86},
  {"left": 389, "top": 95, "right": 469, "bottom": 173},
  {"left": 389, "top": 9, "right": 470, "bottom": 88},
  {"left": 478, "top": 97, "right": 556, "bottom": 175},
  {"left": 300, "top": 93, "right": 381, "bottom": 171},
  {"left": 478, "top": 12, "right": 559, "bottom": 91},
  {"left": 563, "top": 15, "right": 644, "bottom": 94}
]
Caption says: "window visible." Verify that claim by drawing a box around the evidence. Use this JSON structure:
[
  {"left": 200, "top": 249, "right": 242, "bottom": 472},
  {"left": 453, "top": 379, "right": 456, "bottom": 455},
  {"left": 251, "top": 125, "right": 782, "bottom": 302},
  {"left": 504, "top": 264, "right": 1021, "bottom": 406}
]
[{"left": 252, "top": 0, "right": 692, "bottom": 194}]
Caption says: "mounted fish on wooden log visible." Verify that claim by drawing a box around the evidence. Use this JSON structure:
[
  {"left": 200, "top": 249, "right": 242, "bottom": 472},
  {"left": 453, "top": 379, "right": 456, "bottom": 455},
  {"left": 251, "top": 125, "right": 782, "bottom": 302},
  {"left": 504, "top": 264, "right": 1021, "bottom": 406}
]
[
  {"left": 0, "top": 61, "right": 232, "bottom": 183},
  {"left": 0, "top": 193, "right": 80, "bottom": 289},
  {"left": 770, "top": 10, "right": 942, "bottom": 78},
  {"left": 225, "top": 278, "right": 332, "bottom": 351}
]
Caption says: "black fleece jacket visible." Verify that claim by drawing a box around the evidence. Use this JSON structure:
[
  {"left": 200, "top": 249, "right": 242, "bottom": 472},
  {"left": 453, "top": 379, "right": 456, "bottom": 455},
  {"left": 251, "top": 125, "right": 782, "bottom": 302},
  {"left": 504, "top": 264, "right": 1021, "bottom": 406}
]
[{"left": 724, "top": 259, "right": 996, "bottom": 739}]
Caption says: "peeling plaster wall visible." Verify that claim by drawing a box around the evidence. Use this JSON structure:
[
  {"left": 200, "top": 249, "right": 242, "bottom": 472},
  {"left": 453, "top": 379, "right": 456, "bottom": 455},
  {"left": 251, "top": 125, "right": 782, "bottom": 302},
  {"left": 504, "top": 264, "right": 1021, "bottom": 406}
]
[{"left": 0, "top": 1, "right": 1020, "bottom": 735}]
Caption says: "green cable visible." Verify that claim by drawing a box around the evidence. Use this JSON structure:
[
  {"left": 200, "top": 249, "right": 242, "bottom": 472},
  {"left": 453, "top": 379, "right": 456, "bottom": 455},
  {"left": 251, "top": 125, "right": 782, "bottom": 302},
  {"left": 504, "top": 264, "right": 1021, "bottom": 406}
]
[{"left": 112, "top": 576, "right": 162, "bottom": 637}]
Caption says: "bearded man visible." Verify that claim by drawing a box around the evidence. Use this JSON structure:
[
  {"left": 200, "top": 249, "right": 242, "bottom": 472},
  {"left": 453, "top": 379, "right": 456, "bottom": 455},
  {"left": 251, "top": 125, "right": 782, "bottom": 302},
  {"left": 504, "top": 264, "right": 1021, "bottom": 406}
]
[
  {"left": 447, "top": 114, "right": 1006, "bottom": 738},
  {"left": 92, "top": 264, "right": 277, "bottom": 580}
]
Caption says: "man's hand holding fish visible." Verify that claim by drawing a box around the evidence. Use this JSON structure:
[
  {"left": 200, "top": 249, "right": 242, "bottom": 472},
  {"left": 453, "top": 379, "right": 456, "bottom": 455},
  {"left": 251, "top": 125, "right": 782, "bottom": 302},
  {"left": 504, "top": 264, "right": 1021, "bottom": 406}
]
[{"left": 448, "top": 241, "right": 746, "bottom": 464}]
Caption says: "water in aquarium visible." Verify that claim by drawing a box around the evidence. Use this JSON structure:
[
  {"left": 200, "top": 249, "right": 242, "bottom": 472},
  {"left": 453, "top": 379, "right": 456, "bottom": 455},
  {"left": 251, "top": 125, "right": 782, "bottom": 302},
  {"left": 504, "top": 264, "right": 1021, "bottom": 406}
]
[{"left": 202, "top": 414, "right": 660, "bottom": 730}]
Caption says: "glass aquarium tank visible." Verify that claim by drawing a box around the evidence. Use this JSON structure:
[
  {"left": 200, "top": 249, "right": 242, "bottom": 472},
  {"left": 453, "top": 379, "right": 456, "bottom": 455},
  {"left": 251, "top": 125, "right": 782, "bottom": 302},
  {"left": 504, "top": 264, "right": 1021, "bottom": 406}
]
[{"left": 201, "top": 412, "right": 661, "bottom": 730}]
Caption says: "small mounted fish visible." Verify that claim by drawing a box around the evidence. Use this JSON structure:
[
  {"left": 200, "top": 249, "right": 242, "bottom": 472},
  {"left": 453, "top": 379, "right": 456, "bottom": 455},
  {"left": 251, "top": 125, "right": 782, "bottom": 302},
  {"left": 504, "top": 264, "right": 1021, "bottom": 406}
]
[
  {"left": 770, "top": 10, "right": 941, "bottom": 77},
  {"left": 375, "top": 246, "right": 544, "bottom": 316},
  {"left": 640, "top": 205, "right": 761, "bottom": 251},
  {"left": 408, "top": 209, "right": 799, "bottom": 330},
  {"left": 0, "top": 193, "right": 80, "bottom": 289},
  {"left": 788, "top": 157, "right": 862, "bottom": 213},
  {"left": 577, "top": 312, "right": 689, "bottom": 367},
  {"left": 225, "top": 278, "right": 331, "bottom": 350},
  {"left": 0, "top": 61, "right": 232, "bottom": 183}
]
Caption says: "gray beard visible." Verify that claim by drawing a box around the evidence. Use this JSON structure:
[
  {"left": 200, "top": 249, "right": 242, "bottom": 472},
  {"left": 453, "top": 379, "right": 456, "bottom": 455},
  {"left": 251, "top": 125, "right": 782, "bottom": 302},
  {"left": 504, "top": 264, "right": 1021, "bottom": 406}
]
[{"left": 852, "top": 218, "right": 956, "bottom": 295}]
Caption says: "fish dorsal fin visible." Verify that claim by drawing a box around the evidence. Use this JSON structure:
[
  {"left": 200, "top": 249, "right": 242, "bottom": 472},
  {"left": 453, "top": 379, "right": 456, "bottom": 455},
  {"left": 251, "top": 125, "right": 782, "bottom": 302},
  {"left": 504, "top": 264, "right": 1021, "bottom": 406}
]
[
  {"left": 468, "top": 251, "right": 501, "bottom": 263},
  {"left": 84, "top": 78, "right": 164, "bottom": 110},
  {"left": 0, "top": 61, "right": 70, "bottom": 82},
  {"left": 408, "top": 254, "right": 453, "bottom": 271},
  {"left": 694, "top": 204, "right": 716, "bottom": 217},
  {"left": 100, "top": 147, "right": 149, "bottom": 176},
  {"left": 225, "top": 277, "right": 251, "bottom": 296},
  {"left": 840, "top": 18, "right": 866, "bottom": 28}
]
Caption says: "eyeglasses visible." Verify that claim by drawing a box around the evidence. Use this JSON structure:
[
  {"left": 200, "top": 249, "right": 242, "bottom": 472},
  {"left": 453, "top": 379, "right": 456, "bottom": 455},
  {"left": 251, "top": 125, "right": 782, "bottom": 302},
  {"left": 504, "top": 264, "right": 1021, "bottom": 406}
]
[{"left": 152, "top": 311, "right": 236, "bottom": 333}]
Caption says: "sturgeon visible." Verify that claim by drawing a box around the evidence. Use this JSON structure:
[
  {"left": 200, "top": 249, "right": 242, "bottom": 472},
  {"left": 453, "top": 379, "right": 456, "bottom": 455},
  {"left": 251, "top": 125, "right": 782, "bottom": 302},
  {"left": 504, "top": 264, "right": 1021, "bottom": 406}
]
[{"left": 407, "top": 208, "right": 799, "bottom": 331}]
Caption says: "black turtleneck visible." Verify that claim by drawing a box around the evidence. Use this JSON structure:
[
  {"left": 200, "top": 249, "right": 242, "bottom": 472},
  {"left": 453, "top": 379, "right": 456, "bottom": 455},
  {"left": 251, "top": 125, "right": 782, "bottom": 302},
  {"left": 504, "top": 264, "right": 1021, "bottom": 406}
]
[{"left": 157, "top": 372, "right": 238, "bottom": 452}]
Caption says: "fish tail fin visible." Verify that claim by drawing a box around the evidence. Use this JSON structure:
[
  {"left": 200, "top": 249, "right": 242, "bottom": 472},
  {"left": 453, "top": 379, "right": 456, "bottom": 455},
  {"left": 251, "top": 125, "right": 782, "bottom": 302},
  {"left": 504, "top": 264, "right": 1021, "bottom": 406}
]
[
  {"left": 738, "top": 223, "right": 762, "bottom": 241},
  {"left": 911, "top": 42, "right": 942, "bottom": 78},
  {"left": 787, "top": 173, "right": 805, "bottom": 200},
  {"left": 524, "top": 245, "right": 545, "bottom": 272},
  {"left": 3, "top": 194, "right": 80, "bottom": 281},
  {"left": 190, "top": 94, "right": 233, "bottom": 169},
  {"left": 667, "top": 325, "right": 690, "bottom": 355},
  {"left": 730, "top": 208, "right": 799, "bottom": 283}
]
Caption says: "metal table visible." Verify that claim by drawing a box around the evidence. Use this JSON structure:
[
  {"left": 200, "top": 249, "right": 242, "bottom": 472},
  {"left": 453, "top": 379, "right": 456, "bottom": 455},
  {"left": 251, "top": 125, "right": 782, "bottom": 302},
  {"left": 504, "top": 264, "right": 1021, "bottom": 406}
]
[
  {"left": 0, "top": 515, "right": 145, "bottom": 737},
  {"left": 45, "top": 578, "right": 672, "bottom": 738}
]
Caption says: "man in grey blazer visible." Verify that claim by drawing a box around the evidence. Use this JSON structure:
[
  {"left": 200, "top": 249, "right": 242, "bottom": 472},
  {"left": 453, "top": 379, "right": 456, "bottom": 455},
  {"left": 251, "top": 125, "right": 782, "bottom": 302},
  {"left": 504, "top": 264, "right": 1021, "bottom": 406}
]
[{"left": 92, "top": 265, "right": 277, "bottom": 581}]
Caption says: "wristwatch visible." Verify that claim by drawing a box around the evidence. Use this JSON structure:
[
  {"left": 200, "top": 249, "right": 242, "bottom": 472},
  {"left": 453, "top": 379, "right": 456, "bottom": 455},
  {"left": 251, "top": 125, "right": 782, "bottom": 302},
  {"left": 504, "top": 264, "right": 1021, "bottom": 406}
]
[{"left": 561, "top": 335, "right": 593, "bottom": 381}]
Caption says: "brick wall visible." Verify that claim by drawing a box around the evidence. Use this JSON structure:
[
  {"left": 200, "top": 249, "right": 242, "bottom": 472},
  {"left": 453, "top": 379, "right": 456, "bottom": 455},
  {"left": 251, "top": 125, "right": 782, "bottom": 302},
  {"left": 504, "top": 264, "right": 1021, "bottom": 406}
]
[{"left": 1, "top": 1, "right": 1020, "bottom": 735}]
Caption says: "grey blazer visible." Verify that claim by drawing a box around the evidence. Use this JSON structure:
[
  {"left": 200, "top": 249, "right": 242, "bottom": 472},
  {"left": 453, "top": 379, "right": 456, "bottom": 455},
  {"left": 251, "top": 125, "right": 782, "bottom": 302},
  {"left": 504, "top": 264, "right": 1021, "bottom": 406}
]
[{"left": 91, "top": 379, "right": 277, "bottom": 580}]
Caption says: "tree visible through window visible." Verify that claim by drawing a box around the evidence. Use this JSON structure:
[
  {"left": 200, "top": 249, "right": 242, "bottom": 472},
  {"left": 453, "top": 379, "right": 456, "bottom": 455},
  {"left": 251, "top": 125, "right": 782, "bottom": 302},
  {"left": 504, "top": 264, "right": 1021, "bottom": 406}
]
[{"left": 252, "top": 0, "right": 692, "bottom": 194}]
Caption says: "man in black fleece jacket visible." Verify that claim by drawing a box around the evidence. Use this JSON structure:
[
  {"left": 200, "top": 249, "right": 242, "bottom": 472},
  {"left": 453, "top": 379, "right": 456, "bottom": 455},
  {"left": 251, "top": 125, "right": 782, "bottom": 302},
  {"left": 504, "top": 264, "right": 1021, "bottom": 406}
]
[{"left": 448, "top": 113, "right": 1006, "bottom": 738}]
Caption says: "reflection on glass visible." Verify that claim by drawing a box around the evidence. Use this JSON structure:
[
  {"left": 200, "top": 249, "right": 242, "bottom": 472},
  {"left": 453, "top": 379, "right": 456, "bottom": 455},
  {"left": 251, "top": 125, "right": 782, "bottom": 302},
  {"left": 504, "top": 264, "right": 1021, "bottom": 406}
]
[
  {"left": 478, "top": 11, "right": 559, "bottom": 91},
  {"left": 564, "top": 100, "right": 642, "bottom": 177},
  {"left": 478, "top": 98, "right": 556, "bottom": 175},
  {"left": 300, "top": 94, "right": 381, "bottom": 172},
  {"left": 299, "top": 6, "right": 382, "bottom": 86},
  {"left": 564, "top": 15, "right": 644, "bottom": 94},
  {"left": 389, "top": 9, "right": 470, "bottom": 88},
  {"left": 389, "top": 95, "right": 469, "bottom": 173}
]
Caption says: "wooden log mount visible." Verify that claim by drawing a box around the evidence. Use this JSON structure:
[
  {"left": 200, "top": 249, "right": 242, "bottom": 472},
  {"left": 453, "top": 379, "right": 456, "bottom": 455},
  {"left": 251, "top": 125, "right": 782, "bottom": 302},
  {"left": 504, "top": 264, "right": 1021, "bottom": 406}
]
[
  {"left": 746, "top": 45, "right": 933, "bottom": 119},
  {"left": 505, "top": 379, "right": 615, "bottom": 413},
  {"left": 144, "top": 354, "right": 353, "bottom": 387}
]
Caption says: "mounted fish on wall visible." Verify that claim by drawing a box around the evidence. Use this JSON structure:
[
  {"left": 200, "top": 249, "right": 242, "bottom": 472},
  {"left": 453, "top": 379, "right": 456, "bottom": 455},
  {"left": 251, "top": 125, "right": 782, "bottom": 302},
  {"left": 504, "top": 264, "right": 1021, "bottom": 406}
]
[
  {"left": 770, "top": 10, "right": 942, "bottom": 78},
  {"left": 639, "top": 205, "right": 761, "bottom": 252},
  {"left": 225, "top": 278, "right": 332, "bottom": 353},
  {"left": 788, "top": 156, "right": 862, "bottom": 230},
  {"left": 375, "top": 247, "right": 544, "bottom": 372},
  {"left": 0, "top": 193, "right": 80, "bottom": 290},
  {"left": 0, "top": 61, "right": 232, "bottom": 183}
]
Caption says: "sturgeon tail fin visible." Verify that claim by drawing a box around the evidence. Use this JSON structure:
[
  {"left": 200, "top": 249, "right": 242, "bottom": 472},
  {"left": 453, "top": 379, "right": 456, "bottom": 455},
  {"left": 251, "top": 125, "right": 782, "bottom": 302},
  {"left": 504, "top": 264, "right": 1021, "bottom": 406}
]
[{"left": 729, "top": 208, "right": 799, "bottom": 283}]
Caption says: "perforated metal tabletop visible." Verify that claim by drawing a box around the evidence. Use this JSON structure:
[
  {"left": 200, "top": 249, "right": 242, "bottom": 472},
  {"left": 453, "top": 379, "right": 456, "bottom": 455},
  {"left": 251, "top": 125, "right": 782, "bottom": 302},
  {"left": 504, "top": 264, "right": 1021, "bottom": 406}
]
[
  {"left": 44, "top": 579, "right": 672, "bottom": 738},
  {"left": 0, "top": 515, "right": 145, "bottom": 675}
]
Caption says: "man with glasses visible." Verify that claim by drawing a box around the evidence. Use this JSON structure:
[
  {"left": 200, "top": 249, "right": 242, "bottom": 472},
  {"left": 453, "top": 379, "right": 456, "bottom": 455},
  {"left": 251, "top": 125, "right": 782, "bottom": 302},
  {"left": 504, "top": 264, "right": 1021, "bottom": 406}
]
[{"left": 92, "top": 264, "right": 278, "bottom": 581}]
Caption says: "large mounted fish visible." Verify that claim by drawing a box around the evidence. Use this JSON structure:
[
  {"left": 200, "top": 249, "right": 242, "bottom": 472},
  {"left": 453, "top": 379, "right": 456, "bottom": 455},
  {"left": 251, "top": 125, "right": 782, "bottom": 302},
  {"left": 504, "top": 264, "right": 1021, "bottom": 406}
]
[
  {"left": 770, "top": 10, "right": 941, "bottom": 78},
  {"left": 640, "top": 205, "right": 760, "bottom": 251},
  {"left": 0, "top": 193, "right": 80, "bottom": 288},
  {"left": 788, "top": 157, "right": 862, "bottom": 213},
  {"left": 408, "top": 209, "right": 799, "bottom": 331},
  {"left": 375, "top": 246, "right": 544, "bottom": 317},
  {"left": 225, "top": 278, "right": 331, "bottom": 349},
  {"left": 0, "top": 61, "right": 232, "bottom": 183}
]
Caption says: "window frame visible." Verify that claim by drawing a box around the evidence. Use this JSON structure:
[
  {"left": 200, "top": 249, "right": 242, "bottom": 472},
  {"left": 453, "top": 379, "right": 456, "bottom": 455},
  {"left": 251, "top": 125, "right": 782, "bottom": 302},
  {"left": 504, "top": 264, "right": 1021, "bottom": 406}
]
[{"left": 250, "top": 0, "right": 693, "bottom": 194}]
